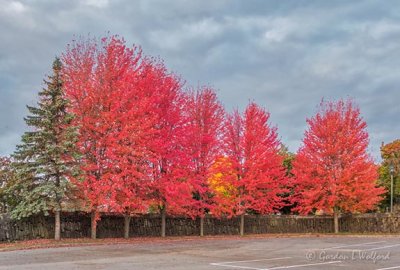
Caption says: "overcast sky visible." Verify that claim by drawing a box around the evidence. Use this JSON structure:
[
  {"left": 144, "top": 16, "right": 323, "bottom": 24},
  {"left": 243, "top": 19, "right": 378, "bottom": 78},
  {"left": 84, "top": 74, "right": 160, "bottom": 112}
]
[{"left": 1, "top": 0, "right": 399, "bottom": 160}]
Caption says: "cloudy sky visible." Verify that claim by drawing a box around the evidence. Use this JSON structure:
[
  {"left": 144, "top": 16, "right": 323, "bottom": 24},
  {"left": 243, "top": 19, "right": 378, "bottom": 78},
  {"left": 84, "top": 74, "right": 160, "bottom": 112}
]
[{"left": 1, "top": 0, "right": 399, "bottom": 160}]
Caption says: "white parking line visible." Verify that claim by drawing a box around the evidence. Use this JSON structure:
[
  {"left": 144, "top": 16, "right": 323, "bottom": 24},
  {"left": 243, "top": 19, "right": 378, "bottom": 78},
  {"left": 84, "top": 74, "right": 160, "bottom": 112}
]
[
  {"left": 210, "top": 264, "right": 264, "bottom": 270},
  {"left": 265, "top": 261, "right": 341, "bottom": 269},
  {"left": 210, "top": 257, "right": 292, "bottom": 270},
  {"left": 322, "top": 241, "right": 387, "bottom": 250},
  {"left": 363, "top": 243, "right": 400, "bottom": 251},
  {"left": 376, "top": 266, "right": 400, "bottom": 270},
  {"left": 210, "top": 258, "right": 342, "bottom": 270},
  {"left": 212, "top": 257, "right": 292, "bottom": 265}
]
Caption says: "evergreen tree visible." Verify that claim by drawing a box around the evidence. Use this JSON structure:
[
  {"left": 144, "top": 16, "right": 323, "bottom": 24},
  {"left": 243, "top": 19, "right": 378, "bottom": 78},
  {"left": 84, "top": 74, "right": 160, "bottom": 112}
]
[{"left": 11, "top": 58, "right": 77, "bottom": 240}]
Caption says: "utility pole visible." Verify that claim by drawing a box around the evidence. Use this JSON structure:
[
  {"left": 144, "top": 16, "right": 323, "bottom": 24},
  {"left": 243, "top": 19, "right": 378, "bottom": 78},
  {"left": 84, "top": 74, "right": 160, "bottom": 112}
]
[{"left": 390, "top": 164, "right": 394, "bottom": 213}]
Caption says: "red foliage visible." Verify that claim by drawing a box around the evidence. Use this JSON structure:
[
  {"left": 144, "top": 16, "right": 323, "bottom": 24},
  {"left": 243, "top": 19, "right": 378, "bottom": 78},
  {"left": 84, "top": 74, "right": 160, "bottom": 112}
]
[
  {"left": 211, "top": 102, "right": 288, "bottom": 217},
  {"left": 292, "top": 99, "right": 385, "bottom": 215},
  {"left": 62, "top": 35, "right": 208, "bottom": 219},
  {"left": 62, "top": 36, "right": 153, "bottom": 215},
  {"left": 182, "top": 87, "right": 225, "bottom": 217},
  {"left": 139, "top": 60, "right": 193, "bottom": 217}
]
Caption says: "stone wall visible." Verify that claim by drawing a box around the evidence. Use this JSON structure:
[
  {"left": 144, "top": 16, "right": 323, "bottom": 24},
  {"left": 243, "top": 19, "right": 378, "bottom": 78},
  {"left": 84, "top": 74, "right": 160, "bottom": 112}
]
[
  {"left": 340, "top": 213, "right": 400, "bottom": 233},
  {"left": 1, "top": 213, "right": 399, "bottom": 242}
]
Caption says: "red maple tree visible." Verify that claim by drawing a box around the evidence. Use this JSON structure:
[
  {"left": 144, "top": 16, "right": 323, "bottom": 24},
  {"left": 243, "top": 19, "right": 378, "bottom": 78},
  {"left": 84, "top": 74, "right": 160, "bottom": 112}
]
[
  {"left": 182, "top": 87, "right": 225, "bottom": 235},
  {"left": 62, "top": 36, "right": 153, "bottom": 238},
  {"left": 140, "top": 61, "right": 194, "bottom": 237},
  {"left": 292, "top": 99, "right": 385, "bottom": 233},
  {"left": 211, "top": 103, "right": 288, "bottom": 235}
]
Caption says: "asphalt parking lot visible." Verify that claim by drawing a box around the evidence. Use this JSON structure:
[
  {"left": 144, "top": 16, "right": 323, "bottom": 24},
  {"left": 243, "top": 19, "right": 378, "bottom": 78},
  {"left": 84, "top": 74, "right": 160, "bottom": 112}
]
[{"left": 0, "top": 236, "right": 399, "bottom": 269}]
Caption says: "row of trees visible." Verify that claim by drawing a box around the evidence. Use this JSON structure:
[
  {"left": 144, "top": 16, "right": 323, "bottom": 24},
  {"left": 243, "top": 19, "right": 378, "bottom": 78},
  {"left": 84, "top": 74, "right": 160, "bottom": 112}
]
[{"left": 0, "top": 35, "right": 388, "bottom": 240}]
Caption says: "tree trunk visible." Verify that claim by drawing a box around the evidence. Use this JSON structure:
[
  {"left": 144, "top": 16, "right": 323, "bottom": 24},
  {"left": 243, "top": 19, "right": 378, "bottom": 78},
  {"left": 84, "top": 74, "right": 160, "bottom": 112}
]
[
  {"left": 161, "top": 207, "right": 166, "bottom": 237},
  {"left": 55, "top": 210, "right": 61, "bottom": 241},
  {"left": 91, "top": 210, "right": 97, "bottom": 239},
  {"left": 240, "top": 213, "right": 245, "bottom": 236},
  {"left": 333, "top": 210, "right": 339, "bottom": 234},
  {"left": 124, "top": 215, "right": 131, "bottom": 239},
  {"left": 200, "top": 216, "right": 204, "bottom": 237}
]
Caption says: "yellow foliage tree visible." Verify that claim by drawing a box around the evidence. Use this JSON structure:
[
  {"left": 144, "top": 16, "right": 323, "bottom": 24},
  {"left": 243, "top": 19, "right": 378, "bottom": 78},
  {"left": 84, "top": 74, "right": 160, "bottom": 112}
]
[{"left": 208, "top": 156, "right": 239, "bottom": 216}]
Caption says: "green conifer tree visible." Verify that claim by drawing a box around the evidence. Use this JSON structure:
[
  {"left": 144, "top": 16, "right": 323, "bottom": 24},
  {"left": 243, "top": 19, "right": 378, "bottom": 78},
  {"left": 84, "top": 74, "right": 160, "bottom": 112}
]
[{"left": 11, "top": 57, "right": 77, "bottom": 240}]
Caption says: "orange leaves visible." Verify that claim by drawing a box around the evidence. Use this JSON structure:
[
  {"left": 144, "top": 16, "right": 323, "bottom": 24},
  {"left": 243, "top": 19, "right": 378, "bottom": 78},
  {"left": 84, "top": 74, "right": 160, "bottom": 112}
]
[
  {"left": 381, "top": 140, "right": 400, "bottom": 160},
  {"left": 381, "top": 140, "right": 400, "bottom": 176},
  {"left": 208, "top": 157, "right": 237, "bottom": 199}
]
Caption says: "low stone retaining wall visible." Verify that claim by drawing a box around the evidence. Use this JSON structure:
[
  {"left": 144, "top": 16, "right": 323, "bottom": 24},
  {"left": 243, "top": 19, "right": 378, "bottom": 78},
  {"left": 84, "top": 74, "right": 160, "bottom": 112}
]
[{"left": 0, "top": 213, "right": 399, "bottom": 242}]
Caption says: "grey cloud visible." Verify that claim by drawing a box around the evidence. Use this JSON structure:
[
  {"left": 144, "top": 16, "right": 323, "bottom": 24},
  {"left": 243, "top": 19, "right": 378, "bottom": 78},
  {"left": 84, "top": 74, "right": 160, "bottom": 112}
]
[{"left": 0, "top": 0, "right": 399, "bottom": 161}]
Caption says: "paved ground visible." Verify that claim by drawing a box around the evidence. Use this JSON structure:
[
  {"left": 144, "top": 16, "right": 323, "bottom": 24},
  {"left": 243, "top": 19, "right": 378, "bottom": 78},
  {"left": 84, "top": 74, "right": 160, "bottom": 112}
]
[{"left": 0, "top": 236, "right": 399, "bottom": 269}]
